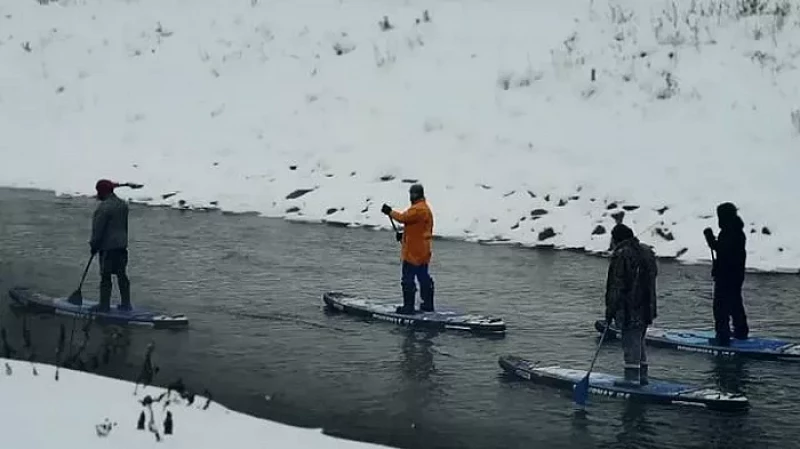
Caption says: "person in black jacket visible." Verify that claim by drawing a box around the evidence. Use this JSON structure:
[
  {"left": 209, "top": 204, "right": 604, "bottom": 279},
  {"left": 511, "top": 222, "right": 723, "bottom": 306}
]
[{"left": 704, "top": 202, "right": 749, "bottom": 346}]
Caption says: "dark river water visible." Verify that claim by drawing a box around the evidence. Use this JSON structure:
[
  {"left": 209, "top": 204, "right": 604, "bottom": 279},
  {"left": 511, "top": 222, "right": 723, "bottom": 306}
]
[{"left": 1, "top": 187, "right": 799, "bottom": 449}]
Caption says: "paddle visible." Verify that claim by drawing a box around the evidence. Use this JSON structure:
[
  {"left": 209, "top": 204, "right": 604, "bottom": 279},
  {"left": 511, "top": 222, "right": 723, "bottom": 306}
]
[
  {"left": 66, "top": 254, "right": 95, "bottom": 306},
  {"left": 388, "top": 216, "right": 402, "bottom": 243},
  {"left": 573, "top": 323, "right": 610, "bottom": 408},
  {"left": 703, "top": 226, "right": 717, "bottom": 281},
  {"left": 119, "top": 182, "right": 144, "bottom": 189}
]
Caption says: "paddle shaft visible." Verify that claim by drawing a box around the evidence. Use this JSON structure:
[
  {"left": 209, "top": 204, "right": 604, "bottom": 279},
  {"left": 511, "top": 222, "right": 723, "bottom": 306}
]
[
  {"left": 572, "top": 323, "right": 610, "bottom": 407},
  {"left": 388, "top": 216, "right": 403, "bottom": 245},
  {"left": 76, "top": 254, "right": 95, "bottom": 291},
  {"left": 709, "top": 248, "right": 716, "bottom": 307},
  {"left": 65, "top": 253, "right": 95, "bottom": 364},
  {"left": 586, "top": 324, "right": 610, "bottom": 375}
]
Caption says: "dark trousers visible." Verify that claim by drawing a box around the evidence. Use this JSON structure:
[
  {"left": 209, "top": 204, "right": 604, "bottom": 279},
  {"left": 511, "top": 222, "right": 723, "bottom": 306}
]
[
  {"left": 622, "top": 325, "right": 648, "bottom": 367},
  {"left": 713, "top": 281, "right": 749, "bottom": 344},
  {"left": 98, "top": 249, "right": 131, "bottom": 309},
  {"left": 620, "top": 325, "right": 648, "bottom": 384},
  {"left": 401, "top": 261, "right": 434, "bottom": 311}
]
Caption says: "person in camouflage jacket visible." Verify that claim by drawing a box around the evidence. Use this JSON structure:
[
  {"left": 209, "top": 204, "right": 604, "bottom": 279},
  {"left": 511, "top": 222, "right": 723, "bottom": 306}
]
[{"left": 605, "top": 223, "right": 658, "bottom": 387}]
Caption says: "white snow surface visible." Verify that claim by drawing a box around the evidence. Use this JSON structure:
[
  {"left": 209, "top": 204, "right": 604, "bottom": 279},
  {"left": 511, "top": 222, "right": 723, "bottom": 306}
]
[
  {"left": 0, "top": 357, "right": 388, "bottom": 448},
  {"left": 1, "top": 0, "right": 799, "bottom": 272}
]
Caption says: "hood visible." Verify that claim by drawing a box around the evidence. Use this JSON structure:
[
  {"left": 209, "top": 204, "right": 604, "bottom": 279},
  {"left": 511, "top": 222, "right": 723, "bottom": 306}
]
[{"left": 720, "top": 214, "right": 744, "bottom": 230}]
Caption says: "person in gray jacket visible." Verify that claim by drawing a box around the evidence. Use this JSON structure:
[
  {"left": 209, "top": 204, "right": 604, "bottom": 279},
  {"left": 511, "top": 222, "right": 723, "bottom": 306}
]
[{"left": 90, "top": 179, "right": 131, "bottom": 312}]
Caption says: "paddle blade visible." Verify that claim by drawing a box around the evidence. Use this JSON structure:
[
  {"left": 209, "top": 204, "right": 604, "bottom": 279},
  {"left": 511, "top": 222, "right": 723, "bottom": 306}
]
[
  {"left": 573, "top": 376, "right": 589, "bottom": 407},
  {"left": 66, "top": 289, "right": 82, "bottom": 306}
]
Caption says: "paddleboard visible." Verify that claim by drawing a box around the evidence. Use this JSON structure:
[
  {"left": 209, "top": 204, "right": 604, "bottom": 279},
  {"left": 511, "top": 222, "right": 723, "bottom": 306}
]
[
  {"left": 498, "top": 355, "right": 749, "bottom": 411},
  {"left": 323, "top": 291, "right": 505, "bottom": 334},
  {"left": 594, "top": 320, "right": 800, "bottom": 362},
  {"left": 8, "top": 287, "right": 188, "bottom": 329}
]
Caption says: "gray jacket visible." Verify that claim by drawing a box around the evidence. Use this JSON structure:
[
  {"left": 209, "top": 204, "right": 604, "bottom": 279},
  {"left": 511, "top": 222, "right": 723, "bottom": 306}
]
[{"left": 90, "top": 194, "right": 129, "bottom": 251}]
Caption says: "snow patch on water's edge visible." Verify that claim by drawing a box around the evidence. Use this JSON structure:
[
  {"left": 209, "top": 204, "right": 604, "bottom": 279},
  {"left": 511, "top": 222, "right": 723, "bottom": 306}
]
[
  {"left": 25, "top": 184, "right": 799, "bottom": 276},
  {"left": 0, "top": 356, "right": 390, "bottom": 448}
]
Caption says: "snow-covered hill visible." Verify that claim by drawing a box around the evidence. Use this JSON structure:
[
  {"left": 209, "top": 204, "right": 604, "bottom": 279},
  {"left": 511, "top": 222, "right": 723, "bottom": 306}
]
[{"left": 1, "top": 0, "right": 798, "bottom": 272}]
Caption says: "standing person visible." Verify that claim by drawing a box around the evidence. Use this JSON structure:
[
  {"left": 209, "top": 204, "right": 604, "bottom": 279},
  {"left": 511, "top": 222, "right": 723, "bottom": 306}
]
[
  {"left": 89, "top": 179, "right": 132, "bottom": 312},
  {"left": 605, "top": 224, "right": 658, "bottom": 387},
  {"left": 381, "top": 184, "right": 435, "bottom": 315},
  {"left": 703, "top": 202, "right": 749, "bottom": 346}
]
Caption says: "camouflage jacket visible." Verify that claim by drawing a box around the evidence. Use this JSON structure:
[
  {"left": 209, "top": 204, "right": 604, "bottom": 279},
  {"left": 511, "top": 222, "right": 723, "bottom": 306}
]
[{"left": 605, "top": 237, "right": 658, "bottom": 329}]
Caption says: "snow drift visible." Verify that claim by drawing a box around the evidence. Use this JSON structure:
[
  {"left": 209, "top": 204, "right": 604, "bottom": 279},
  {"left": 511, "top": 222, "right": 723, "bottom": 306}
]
[
  {"left": 0, "top": 357, "right": 388, "bottom": 448},
  {"left": 1, "top": 0, "right": 799, "bottom": 272}
]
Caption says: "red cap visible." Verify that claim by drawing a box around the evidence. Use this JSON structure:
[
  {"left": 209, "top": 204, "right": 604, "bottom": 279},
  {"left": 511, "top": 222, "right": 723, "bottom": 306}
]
[{"left": 95, "top": 179, "right": 118, "bottom": 195}]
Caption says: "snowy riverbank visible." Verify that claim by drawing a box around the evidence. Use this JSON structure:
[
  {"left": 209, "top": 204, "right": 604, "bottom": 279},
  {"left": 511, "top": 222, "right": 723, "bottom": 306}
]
[
  {"left": 1, "top": 0, "right": 799, "bottom": 272},
  {"left": 0, "top": 357, "right": 388, "bottom": 449}
]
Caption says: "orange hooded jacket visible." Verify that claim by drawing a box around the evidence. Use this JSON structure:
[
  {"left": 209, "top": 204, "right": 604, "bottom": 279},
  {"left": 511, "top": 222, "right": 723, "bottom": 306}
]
[{"left": 390, "top": 199, "right": 434, "bottom": 266}]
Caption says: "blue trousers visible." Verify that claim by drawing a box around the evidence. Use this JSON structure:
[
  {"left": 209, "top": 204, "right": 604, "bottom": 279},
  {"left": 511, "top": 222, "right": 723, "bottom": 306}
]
[{"left": 401, "top": 261, "right": 434, "bottom": 310}]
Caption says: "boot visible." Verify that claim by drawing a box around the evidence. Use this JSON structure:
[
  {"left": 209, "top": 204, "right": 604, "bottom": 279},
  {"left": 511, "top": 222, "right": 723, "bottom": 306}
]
[
  {"left": 91, "top": 277, "right": 112, "bottom": 313},
  {"left": 419, "top": 282, "right": 434, "bottom": 313},
  {"left": 396, "top": 287, "right": 416, "bottom": 314},
  {"left": 614, "top": 367, "right": 641, "bottom": 388},
  {"left": 733, "top": 323, "right": 749, "bottom": 341},
  {"left": 709, "top": 336, "right": 730, "bottom": 347},
  {"left": 118, "top": 274, "right": 132, "bottom": 311},
  {"left": 640, "top": 363, "right": 649, "bottom": 386}
]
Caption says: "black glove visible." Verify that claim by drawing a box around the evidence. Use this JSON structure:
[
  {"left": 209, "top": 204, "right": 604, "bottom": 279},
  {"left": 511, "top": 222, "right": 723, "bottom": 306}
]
[
  {"left": 395, "top": 232, "right": 403, "bottom": 242},
  {"left": 90, "top": 245, "right": 99, "bottom": 256},
  {"left": 381, "top": 203, "right": 392, "bottom": 215},
  {"left": 703, "top": 227, "right": 715, "bottom": 248}
]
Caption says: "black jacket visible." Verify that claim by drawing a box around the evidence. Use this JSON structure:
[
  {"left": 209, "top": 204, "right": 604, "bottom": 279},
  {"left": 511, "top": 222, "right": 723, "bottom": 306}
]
[{"left": 710, "top": 216, "right": 746, "bottom": 287}]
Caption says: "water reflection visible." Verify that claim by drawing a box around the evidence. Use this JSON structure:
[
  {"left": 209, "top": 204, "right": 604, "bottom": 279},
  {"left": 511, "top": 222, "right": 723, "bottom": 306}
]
[
  {"left": 390, "top": 329, "right": 439, "bottom": 444},
  {"left": 615, "top": 402, "right": 656, "bottom": 448},
  {"left": 695, "top": 409, "right": 760, "bottom": 449},
  {"left": 709, "top": 356, "right": 750, "bottom": 395},
  {"left": 569, "top": 408, "right": 598, "bottom": 448},
  {"left": 399, "top": 329, "right": 437, "bottom": 385}
]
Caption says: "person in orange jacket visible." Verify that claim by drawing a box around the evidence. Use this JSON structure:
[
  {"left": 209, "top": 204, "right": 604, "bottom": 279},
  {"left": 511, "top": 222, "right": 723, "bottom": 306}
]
[{"left": 381, "top": 184, "right": 435, "bottom": 314}]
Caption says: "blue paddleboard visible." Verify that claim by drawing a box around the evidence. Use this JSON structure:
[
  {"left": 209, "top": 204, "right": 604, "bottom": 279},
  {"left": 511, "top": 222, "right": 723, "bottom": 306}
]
[
  {"left": 8, "top": 287, "right": 188, "bottom": 328},
  {"left": 595, "top": 320, "right": 800, "bottom": 362},
  {"left": 499, "top": 355, "right": 748, "bottom": 411},
  {"left": 323, "top": 291, "right": 505, "bottom": 334}
]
